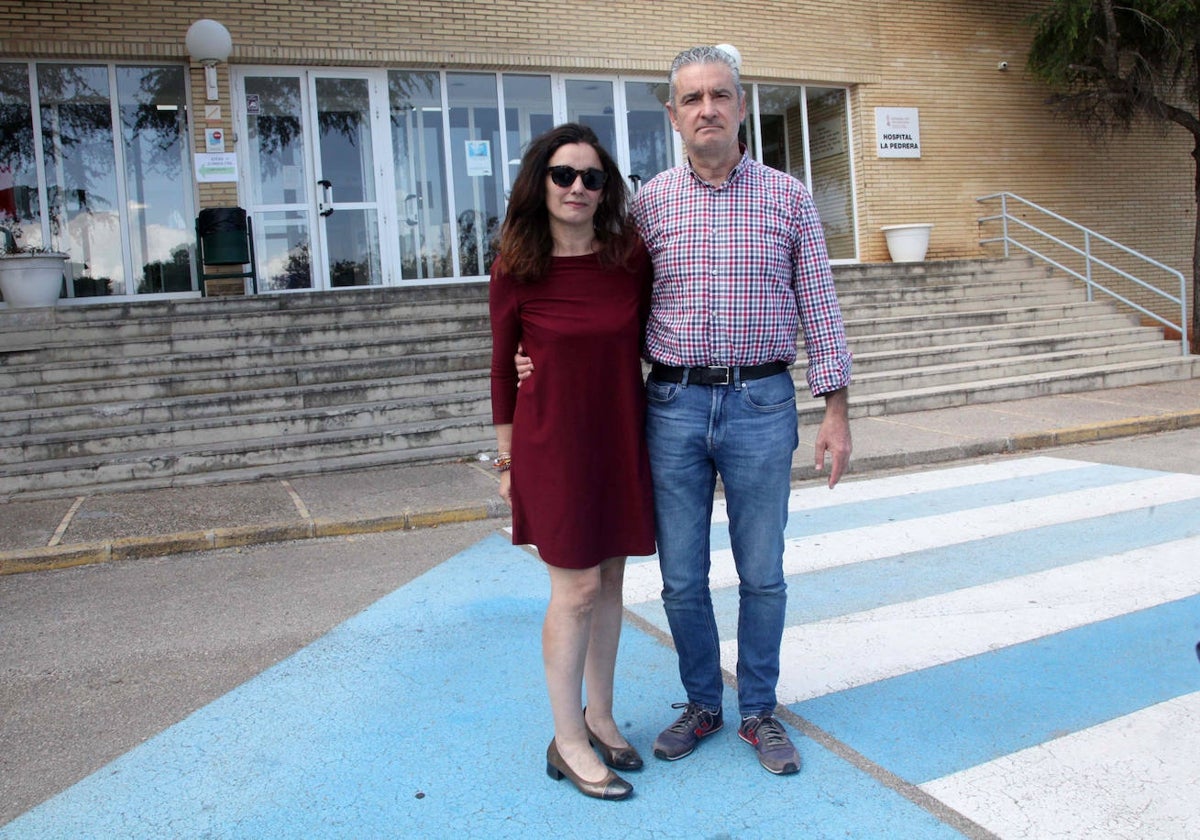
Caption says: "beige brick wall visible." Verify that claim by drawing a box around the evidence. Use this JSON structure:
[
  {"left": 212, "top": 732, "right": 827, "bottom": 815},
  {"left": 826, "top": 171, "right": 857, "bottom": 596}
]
[{"left": 2, "top": 0, "right": 1192, "bottom": 325}]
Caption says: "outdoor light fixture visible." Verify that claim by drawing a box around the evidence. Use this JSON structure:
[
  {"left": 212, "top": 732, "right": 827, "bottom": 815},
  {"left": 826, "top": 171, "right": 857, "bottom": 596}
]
[
  {"left": 715, "top": 43, "right": 742, "bottom": 71},
  {"left": 185, "top": 19, "right": 233, "bottom": 101}
]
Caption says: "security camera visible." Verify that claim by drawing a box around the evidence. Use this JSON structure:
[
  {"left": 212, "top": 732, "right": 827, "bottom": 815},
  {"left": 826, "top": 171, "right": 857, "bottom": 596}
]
[{"left": 997, "top": 61, "right": 1009, "bottom": 71}]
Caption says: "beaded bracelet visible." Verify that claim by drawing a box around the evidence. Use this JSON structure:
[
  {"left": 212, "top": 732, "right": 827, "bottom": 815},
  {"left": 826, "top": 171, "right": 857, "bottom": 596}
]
[{"left": 492, "top": 453, "right": 512, "bottom": 472}]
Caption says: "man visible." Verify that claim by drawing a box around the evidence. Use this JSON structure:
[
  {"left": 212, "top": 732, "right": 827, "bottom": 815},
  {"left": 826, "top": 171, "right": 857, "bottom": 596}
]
[{"left": 518, "top": 45, "right": 852, "bottom": 775}]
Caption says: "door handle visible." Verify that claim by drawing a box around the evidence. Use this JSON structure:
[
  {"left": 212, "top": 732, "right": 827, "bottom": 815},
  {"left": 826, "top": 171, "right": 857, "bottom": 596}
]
[
  {"left": 404, "top": 192, "right": 421, "bottom": 226},
  {"left": 318, "top": 179, "right": 334, "bottom": 217}
]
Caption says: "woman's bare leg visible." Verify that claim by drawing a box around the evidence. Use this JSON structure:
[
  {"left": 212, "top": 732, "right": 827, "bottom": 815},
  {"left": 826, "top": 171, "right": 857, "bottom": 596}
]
[
  {"left": 543, "top": 562, "right": 608, "bottom": 781},
  {"left": 582, "top": 556, "right": 631, "bottom": 748}
]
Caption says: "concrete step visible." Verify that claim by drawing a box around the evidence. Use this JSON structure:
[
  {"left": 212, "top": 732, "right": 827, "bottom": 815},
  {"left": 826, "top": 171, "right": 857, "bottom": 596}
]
[
  {"left": 844, "top": 300, "right": 1124, "bottom": 335},
  {"left": 843, "top": 288, "right": 1088, "bottom": 321},
  {"left": 831, "top": 257, "right": 1055, "bottom": 287},
  {"left": 843, "top": 313, "right": 1139, "bottom": 352},
  {"left": 848, "top": 341, "right": 1183, "bottom": 396},
  {"left": 0, "top": 329, "right": 491, "bottom": 389},
  {"left": 834, "top": 276, "right": 1078, "bottom": 308},
  {"left": 1, "top": 256, "right": 1193, "bottom": 500},
  {"left": 0, "top": 364, "right": 493, "bottom": 436},
  {"left": 848, "top": 328, "right": 1170, "bottom": 374},
  {"left": 0, "top": 388, "right": 493, "bottom": 466},
  {"left": 796, "top": 355, "right": 1200, "bottom": 422},
  {"left": 3, "top": 349, "right": 490, "bottom": 412},
  {"left": 0, "top": 413, "right": 496, "bottom": 499},
  {"left": 0, "top": 284, "right": 490, "bottom": 352}
]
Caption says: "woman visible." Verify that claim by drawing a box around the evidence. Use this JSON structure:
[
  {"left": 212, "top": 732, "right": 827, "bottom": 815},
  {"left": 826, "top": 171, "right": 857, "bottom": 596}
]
[{"left": 489, "top": 123, "right": 655, "bottom": 801}]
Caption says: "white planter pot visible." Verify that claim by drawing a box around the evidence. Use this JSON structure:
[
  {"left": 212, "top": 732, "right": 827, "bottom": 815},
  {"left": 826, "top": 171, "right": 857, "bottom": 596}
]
[
  {"left": 0, "top": 253, "right": 67, "bottom": 307},
  {"left": 881, "top": 224, "right": 933, "bottom": 262}
]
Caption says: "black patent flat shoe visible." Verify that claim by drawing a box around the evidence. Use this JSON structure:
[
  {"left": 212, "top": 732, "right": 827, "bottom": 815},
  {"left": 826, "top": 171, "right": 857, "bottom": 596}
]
[
  {"left": 546, "top": 738, "right": 633, "bottom": 800},
  {"left": 584, "top": 720, "right": 644, "bottom": 771}
]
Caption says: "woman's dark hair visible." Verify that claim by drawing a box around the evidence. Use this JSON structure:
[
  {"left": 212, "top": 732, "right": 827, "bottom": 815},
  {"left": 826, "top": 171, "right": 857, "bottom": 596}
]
[{"left": 495, "top": 122, "right": 638, "bottom": 284}]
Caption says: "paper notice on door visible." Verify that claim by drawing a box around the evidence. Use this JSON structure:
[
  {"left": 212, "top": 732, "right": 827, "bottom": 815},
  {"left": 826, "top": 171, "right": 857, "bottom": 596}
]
[
  {"left": 195, "top": 153, "right": 238, "bottom": 183},
  {"left": 466, "top": 141, "right": 492, "bottom": 176}
]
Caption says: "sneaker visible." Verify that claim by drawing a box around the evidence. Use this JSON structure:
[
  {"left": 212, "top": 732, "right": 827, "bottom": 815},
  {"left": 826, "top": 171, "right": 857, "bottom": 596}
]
[
  {"left": 738, "top": 715, "right": 801, "bottom": 775},
  {"left": 652, "top": 702, "right": 723, "bottom": 760}
]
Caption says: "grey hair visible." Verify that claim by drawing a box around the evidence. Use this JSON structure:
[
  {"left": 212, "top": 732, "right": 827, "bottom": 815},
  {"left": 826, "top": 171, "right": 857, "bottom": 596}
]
[{"left": 667, "top": 45, "right": 743, "bottom": 106}]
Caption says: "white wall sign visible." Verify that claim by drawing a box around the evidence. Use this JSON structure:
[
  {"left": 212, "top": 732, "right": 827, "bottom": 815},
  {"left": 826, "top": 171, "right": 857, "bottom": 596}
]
[
  {"left": 875, "top": 107, "right": 921, "bottom": 158},
  {"left": 205, "top": 128, "right": 226, "bottom": 154},
  {"left": 194, "top": 153, "right": 238, "bottom": 183}
]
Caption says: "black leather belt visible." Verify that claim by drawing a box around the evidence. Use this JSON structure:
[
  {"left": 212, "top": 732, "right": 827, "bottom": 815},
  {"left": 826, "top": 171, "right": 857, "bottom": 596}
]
[{"left": 650, "top": 361, "right": 789, "bottom": 386}]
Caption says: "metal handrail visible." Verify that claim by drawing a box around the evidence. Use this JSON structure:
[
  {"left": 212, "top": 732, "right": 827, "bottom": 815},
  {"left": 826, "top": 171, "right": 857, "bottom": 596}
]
[{"left": 977, "top": 191, "right": 1189, "bottom": 356}]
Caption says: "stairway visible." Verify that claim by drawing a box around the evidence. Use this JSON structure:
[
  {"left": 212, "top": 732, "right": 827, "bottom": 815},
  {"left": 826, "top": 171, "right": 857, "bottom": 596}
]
[
  {"left": 794, "top": 258, "right": 1198, "bottom": 422},
  {"left": 1, "top": 258, "right": 1195, "bottom": 499}
]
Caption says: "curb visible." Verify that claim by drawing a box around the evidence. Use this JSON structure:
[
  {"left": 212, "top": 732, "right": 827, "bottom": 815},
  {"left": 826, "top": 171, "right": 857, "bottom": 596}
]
[
  {"left": 1008, "top": 410, "right": 1200, "bottom": 450},
  {"left": 4, "top": 412, "right": 1197, "bottom": 577},
  {"left": 0, "top": 503, "right": 507, "bottom": 577}
]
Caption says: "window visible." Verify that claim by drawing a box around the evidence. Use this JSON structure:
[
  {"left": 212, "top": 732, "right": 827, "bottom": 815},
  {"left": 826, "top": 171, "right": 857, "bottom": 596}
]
[
  {"left": 748, "top": 83, "right": 856, "bottom": 261},
  {"left": 1, "top": 62, "right": 195, "bottom": 298}
]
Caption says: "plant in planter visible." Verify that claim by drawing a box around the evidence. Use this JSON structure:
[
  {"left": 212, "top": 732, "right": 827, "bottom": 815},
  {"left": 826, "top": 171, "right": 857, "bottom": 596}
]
[{"left": 0, "top": 212, "right": 68, "bottom": 308}]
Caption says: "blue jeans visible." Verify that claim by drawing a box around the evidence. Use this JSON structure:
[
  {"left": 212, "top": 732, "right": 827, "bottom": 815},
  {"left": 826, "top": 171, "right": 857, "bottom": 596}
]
[{"left": 645, "top": 369, "right": 798, "bottom": 718}]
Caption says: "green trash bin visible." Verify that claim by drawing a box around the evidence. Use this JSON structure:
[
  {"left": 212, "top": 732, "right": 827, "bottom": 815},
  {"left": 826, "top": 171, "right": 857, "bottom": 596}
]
[{"left": 198, "top": 207, "right": 249, "bottom": 265}]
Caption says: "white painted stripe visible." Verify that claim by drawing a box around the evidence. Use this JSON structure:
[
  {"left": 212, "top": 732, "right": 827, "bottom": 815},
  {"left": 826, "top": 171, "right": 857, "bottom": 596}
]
[
  {"left": 733, "top": 535, "right": 1200, "bottom": 703},
  {"left": 920, "top": 691, "right": 1200, "bottom": 840},
  {"left": 705, "top": 455, "right": 1093, "bottom": 525},
  {"left": 624, "top": 473, "right": 1200, "bottom": 603}
]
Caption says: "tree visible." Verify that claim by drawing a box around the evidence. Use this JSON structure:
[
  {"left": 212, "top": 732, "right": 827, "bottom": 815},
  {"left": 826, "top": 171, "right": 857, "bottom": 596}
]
[{"left": 1026, "top": 0, "right": 1200, "bottom": 352}]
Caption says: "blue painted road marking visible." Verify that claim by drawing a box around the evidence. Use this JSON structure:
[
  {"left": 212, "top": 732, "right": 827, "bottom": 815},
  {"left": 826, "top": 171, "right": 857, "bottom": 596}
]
[
  {"left": 2, "top": 535, "right": 965, "bottom": 840},
  {"left": 5, "top": 455, "right": 1199, "bottom": 839}
]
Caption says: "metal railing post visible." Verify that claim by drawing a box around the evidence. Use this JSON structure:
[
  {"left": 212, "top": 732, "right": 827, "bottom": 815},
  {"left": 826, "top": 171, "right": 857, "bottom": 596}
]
[
  {"left": 975, "top": 191, "right": 1189, "bottom": 355},
  {"left": 1000, "top": 193, "right": 1010, "bottom": 258},
  {"left": 1084, "top": 230, "right": 1094, "bottom": 302}
]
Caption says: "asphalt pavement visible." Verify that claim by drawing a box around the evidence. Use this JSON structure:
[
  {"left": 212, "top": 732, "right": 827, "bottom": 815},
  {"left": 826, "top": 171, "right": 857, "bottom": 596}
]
[
  {"left": 2, "top": 379, "right": 1199, "bottom": 577},
  {"left": 3, "top": 377, "right": 1200, "bottom": 838}
]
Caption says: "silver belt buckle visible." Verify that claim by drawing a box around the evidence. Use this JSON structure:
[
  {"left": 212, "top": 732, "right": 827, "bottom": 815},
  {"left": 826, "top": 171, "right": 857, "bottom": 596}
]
[{"left": 710, "top": 366, "right": 731, "bottom": 385}]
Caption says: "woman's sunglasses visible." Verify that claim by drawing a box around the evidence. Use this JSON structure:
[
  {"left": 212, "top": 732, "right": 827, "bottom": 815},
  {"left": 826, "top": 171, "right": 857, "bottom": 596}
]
[{"left": 547, "top": 165, "right": 607, "bottom": 191}]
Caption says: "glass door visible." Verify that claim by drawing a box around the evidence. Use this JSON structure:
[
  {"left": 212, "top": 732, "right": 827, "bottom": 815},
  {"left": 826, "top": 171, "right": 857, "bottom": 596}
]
[
  {"left": 310, "top": 72, "right": 384, "bottom": 287},
  {"left": 238, "top": 69, "right": 388, "bottom": 291}
]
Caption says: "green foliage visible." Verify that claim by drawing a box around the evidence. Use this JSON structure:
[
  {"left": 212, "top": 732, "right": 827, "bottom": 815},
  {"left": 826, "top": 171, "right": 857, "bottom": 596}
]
[
  {"left": 1026, "top": 0, "right": 1199, "bottom": 134},
  {"left": 1027, "top": 0, "right": 1200, "bottom": 351}
]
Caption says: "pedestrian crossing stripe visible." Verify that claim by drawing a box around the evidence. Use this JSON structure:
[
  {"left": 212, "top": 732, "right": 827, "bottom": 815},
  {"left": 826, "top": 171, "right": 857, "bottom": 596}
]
[
  {"left": 704, "top": 498, "right": 1200, "bottom": 635},
  {"left": 626, "top": 454, "right": 1200, "bottom": 838},
  {"left": 790, "top": 592, "right": 1200, "bottom": 782},
  {"left": 921, "top": 690, "right": 1200, "bottom": 838},
  {"left": 623, "top": 462, "right": 1200, "bottom": 603}
]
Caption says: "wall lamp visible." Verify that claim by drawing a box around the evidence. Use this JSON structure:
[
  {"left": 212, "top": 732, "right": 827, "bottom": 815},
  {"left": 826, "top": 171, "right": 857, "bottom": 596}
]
[{"left": 185, "top": 19, "right": 233, "bottom": 101}]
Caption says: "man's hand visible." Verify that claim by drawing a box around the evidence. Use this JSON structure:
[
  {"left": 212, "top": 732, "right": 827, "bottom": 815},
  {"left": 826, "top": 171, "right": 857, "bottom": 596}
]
[
  {"left": 515, "top": 343, "right": 533, "bottom": 382},
  {"left": 814, "top": 387, "right": 851, "bottom": 489}
]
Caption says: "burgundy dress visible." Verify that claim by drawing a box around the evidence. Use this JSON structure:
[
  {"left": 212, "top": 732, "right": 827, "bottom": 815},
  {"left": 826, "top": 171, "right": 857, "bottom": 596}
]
[{"left": 489, "top": 248, "right": 656, "bottom": 569}]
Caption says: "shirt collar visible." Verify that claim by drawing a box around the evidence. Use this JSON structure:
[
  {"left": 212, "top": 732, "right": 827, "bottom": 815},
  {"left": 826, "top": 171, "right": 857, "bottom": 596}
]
[{"left": 686, "top": 143, "right": 750, "bottom": 189}]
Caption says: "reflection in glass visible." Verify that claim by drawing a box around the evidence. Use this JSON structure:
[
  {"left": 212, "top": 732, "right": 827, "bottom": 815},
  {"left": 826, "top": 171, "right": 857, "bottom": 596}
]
[
  {"left": 245, "top": 76, "right": 305, "bottom": 206},
  {"left": 39, "top": 64, "right": 122, "bottom": 296},
  {"left": 624, "top": 81, "right": 673, "bottom": 191},
  {"left": 117, "top": 65, "right": 193, "bottom": 294},
  {"left": 258, "top": 210, "right": 312, "bottom": 291},
  {"left": 565, "top": 79, "right": 616, "bottom": 160},
  {"left": 390, "top": 70, "right": 452, "bottom": 280},
  {"left": 326, "top": 209, "right": 380, "bottom": 287},
  {"left": 0, "top": 63, "right": 43, "bottom": 250},
  {"left": 448, "top": 73, "right": 501, "bottom": 277},
  {"left": 502, "top": 75, "right": 553, "bottom": 188},
  {"left": 751, "top": 85, "right": 806, "bottom": 180},
  {"left": 806, "top": 87, "right": 854, "bottom": 260},
  {"left": 315, "top": 77, "right": 374, "bottom": 204}
]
